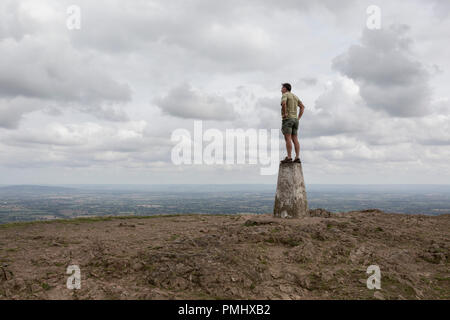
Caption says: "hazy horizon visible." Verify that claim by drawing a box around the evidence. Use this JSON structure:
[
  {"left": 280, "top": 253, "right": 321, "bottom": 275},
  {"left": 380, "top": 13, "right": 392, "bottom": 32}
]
[
  {"left": 2, "top": 183, "right": 450, "bottom": 193},
  {"left": 1, "top": 183, "right": 449, "bottom": 225}
]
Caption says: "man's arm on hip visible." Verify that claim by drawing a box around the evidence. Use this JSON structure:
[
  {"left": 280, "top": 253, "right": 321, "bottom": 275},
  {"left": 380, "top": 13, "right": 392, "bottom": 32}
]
[{"left": 298, "top": 100, "right": 305, "bottom": 120}]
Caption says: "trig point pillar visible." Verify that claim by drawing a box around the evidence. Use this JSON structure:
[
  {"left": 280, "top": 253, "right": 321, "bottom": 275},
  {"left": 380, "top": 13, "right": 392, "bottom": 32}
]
[{"left": 273, "top": 162, "right": 309, "bottom": 218}]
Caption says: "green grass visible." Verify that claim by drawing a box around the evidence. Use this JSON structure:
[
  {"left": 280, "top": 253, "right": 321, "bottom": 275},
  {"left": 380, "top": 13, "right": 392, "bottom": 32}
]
[
  {"left": 280, "top": 238, "right": 302, "bottom": 247},
  {"left": 41, "top": 282, "right": 52, "bottom": 291},
  {"left": 169, "top": 234, "right": 180, "bottom": 241}
]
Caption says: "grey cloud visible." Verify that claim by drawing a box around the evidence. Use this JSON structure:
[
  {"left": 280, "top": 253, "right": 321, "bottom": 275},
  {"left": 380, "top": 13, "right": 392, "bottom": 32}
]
[
  {"left": 416, "top": 116, "right": 450, "bottom": 146},
  {"left": 296, "top": 77, "right": 318, "bottom": 87},
  {"left": 419, "top": 138, "right": 450, "bottom": 146},
  {"left": 0, "top": 98, "right": 38, "bottom": 129},
  {"left": 66, "top": 0, "right": 357, "bottom": 73},
  {"left": 332, "top": 25, "right": 432, "bottom": 117},
  {"left": 0, "top": 37, "right": 131, "bottom": 104},
  {"left": 430, "top": 0, "right": 450, "bottom": 18},
  {"left": 301, "top": 79, "right": 370, "bottom": 137},
  {"left": 68, "top": 0, "right": 280, "bottom": 72},
  {"left": 0, "top": 1, "right": 34, "bottom": 41},
  {"left": 77, "top": 105, "right": 130, "bottom": 122},
  {"left": 258, "top": 97, "right": 280, "bottom": 111},
  {"left": 431, "top": 100, "right": 450, "bottom": 115},
  {"left": 154, "top": 83, "right": 236, "bottom": 120},
  {"left": 69, "top": 0, "right": 356, "bottom": 49},
  {"left": 253, "top": 0, "right": 357, "bottom": 12},
  {"left": 302, "top": 136, "right": 360, "bottom": 151},
  {"left": 1, "top": 121, "right": 174, "bottom": 168},
  {"left": 0, "top": 3, "right": 132, "bottom": 126}
]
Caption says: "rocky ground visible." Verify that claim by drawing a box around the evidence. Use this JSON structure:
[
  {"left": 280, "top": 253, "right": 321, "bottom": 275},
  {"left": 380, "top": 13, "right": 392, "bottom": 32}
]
[{"left": 0, "top": 209, "right": 448, "bottom": 300}]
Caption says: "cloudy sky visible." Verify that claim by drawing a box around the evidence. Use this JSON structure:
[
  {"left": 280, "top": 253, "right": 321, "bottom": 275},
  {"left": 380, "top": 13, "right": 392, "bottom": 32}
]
[{"left": 0, "top": 0, "right": 449, "bottom": 185}]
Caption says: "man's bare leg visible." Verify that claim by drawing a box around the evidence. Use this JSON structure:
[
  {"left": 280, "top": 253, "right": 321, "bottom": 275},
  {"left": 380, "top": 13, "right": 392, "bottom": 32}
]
[
  {"left": 284, "top": 134, "right": 293, "bottom": 159},
  {"left": 291, "top": 134, "right": 300, "bottom": 160}
]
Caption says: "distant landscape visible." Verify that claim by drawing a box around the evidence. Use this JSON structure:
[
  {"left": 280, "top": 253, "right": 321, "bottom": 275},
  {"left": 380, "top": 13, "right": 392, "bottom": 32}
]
[{"left": 0, "top": 184, "right": 449, "bottom": 224}]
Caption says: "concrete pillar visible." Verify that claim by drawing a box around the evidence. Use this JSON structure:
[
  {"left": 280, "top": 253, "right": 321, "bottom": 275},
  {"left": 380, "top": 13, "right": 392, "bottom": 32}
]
[{"left": 273, "top": 162, "right": 309, "bottom": 218}]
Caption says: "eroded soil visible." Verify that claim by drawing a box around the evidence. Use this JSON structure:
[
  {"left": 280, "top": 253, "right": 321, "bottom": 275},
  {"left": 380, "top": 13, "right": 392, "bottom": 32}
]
[{"left": 0, "top": 209, "right": 448, "bottom": 300}]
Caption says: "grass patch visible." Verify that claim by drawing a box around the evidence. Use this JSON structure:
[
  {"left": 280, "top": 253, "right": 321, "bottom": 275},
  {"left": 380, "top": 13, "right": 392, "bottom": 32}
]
[
  {"left": 41, "top": 282, "right": 52, "bottom": 291},
  {"left": 263, "top": 235, "right": 301, "bottom": 247},
  {"left": 382, "top": 275, "right": 416, "bottom": 298},
  {"left": 264, "top": 237, "right": 276, "bottom": 244},
  {"left": 270, "top": 227, "right": 281, "bottom": 233},
  {"left": 169, "top": 234, "right": 180, "bottom": 241},
  {"left": 243, "top": 220, "right": 259, "bottom": 227},
  {"left": 280, "top": 238, "right": 302, "bottom": 247}
]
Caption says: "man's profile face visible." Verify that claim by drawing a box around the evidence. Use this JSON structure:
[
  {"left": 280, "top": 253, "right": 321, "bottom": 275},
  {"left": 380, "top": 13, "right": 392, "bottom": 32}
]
[{"left": 281, "top": 86, "right": 287, "bottom": 94}]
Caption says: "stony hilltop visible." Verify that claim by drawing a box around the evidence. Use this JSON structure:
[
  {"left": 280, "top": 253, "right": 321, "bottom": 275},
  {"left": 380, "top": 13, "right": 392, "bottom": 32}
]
[{"left": 0, "top": 209, "right": 448, "bottom": 300}]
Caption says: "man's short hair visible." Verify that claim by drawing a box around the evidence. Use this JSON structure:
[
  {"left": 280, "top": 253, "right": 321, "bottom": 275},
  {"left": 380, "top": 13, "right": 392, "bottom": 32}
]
[{"left": 282, "top": 83, "right": 292, "bottom": 91}]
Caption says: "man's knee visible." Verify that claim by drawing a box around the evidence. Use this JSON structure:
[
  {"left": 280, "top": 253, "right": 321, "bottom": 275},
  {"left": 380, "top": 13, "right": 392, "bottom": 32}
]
[{"left": 284, "top": 134, "right": 292, "bottom": 141}]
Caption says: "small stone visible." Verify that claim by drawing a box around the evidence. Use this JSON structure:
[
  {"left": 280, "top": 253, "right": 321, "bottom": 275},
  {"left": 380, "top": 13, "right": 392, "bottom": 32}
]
[
  {"left": 271, "top": 271, "right": 282, "bottom": 279},
  {"left": 279, "top": 284, "right": 293, "bottom": 293},
  {"left": 132, "top": 263, "right": 144, "bottom": 271}
]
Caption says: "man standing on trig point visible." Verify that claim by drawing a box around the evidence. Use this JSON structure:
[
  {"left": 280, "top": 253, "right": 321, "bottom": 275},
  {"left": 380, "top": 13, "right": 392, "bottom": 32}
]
[{"left": 280, "top": 83, "right": 305, "bottom": 164}]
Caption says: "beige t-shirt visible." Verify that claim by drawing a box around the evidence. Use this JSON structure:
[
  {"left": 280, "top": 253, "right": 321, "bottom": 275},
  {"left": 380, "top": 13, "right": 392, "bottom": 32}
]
[{"left": 281, "top": 92, "right": 300, "bottom": 119}]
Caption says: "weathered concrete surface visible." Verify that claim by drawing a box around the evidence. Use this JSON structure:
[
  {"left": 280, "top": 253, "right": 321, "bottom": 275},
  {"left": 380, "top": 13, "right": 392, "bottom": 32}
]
[{"left": 273, "top": 162, "right": 309, "bottom": 218}]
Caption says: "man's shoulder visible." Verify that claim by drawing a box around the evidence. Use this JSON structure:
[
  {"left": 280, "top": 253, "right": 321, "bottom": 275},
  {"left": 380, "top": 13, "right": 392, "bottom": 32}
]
[
  {"left": 292, "top": 93, "right": 301, "bottom": 101},
  {"left": 282, "top": 92, "right": 300, "bottom": 100}
]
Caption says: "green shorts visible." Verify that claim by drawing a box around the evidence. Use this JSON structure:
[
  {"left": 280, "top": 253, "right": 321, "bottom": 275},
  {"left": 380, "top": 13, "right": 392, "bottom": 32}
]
[{"left": 281, "top": 118, "right": 299, "bottom": 135}]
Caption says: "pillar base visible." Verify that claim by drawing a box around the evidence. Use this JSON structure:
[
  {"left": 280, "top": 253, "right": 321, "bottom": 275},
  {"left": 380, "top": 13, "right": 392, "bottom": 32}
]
[{"left": 273, "top": 162, "right": 309, "bottom": 218}]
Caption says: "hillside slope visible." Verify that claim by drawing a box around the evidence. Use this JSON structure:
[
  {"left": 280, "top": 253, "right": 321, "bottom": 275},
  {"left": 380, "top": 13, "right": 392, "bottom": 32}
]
[{"left": 0, "top": 209, "right": 448, "bottom": 300}]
